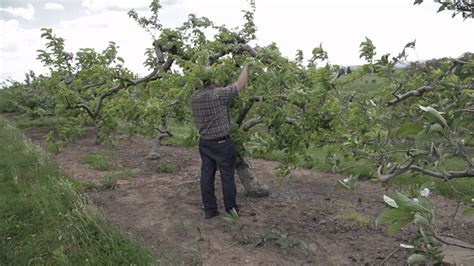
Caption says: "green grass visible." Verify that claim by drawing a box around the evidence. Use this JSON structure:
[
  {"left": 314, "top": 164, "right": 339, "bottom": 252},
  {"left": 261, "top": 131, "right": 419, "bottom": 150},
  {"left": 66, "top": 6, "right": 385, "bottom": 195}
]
[
  {"left": 337, "top": 211, "right": 373, "bottom": 227},
  {"left": 162, "top": 121, "right": 198, "bottom": 147},
  {"left": 111, "top": 169, "right": 139, "bottom": 179},
  {"left": 14, "top": 116, "right": 66, "bottom": 129},
  {"left": 304, "top": 144, "right": 376, "bottom": 179},
  {"left": 254, "top": 143, "right": 376, "bottom": 180},
  {"left": 0, "top": 118, "right": 156, "bottom": 265},
  {"left": 337, "top": 73, "right": 388, "bottom": 96},
  {"left": 155, "top": 162, "right": 177, "bottom": 173},
  {"left": 334, "top": 200, "right": 373, "bottom": 227},
  {"left": 98, "top": 169, "right": 139, "bottom": 190},
  {"left": 79, "top": 152, "right": 117, "bottom": 171}
]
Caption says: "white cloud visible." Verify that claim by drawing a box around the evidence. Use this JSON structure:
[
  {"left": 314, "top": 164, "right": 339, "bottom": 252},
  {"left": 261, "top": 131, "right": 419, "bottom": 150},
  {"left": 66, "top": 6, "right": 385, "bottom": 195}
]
[
  {"left": 0, "top": 4, "right": 35, "bottom": 20},
  {"left": 249, "top": 0, "right": 474, "bottom": 65},
  {"left": 44, "top": 3, "right": 65, "bottom": 11},
  {"left": 1, "top": 0, "right": 473, "bottom": 83},
  {"left": 81, "top": 0, "right": 150, "bottom": 11},
  {"left": 55, "top": 11, "right": 152, "bottom": 75},
  {"left": 0, "top": 19, "right": 44, "bottom": 82},
  {"left": 1, "top": 20, "right": 24, "bottom": 52}
]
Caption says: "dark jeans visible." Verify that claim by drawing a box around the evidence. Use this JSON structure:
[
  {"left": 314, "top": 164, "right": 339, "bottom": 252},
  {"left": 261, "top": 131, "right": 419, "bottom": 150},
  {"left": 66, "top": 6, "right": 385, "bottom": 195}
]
[{"left": 199, "top": 137, "right": 238, "bottom": 214}]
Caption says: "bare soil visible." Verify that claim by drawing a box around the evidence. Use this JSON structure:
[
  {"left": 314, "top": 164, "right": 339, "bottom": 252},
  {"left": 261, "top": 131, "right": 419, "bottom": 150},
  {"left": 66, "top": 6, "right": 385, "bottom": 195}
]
[{"left": 24, "top": 128, "right": 474, "bottom": 265}]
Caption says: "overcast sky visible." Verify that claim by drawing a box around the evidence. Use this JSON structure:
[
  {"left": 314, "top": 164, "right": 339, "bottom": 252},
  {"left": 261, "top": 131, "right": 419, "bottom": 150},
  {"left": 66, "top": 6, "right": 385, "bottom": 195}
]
[{"left": 0, "top": 0, "right": 473, "bottom": 83}]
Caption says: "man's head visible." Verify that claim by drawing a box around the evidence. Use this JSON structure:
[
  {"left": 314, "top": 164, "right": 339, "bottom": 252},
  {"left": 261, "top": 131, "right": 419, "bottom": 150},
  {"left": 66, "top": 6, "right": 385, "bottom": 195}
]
[{"left": 201, "top": 66, "right": 220, "bottom": 89}]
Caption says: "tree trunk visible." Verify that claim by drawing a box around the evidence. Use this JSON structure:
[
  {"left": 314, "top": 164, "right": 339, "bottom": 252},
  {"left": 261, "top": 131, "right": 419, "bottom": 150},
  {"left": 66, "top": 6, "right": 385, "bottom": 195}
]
[
  {"left": 147, "top": 132, "right": 170, "bottom": 160},
  {"left": 236, "top": 157, "right": 270, "bottom": 197},
  {"left": 94, "top": 122, "right": 101, "bottom": 145},
  {"left": 147, "top": 115, "right": 172, "bottom": 160}
]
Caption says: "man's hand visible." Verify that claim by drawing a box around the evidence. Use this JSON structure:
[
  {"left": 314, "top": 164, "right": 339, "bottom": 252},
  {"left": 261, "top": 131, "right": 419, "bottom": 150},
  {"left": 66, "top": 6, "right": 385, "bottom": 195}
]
[{"left": 235, "top": 64, "right": 249, "bottom": 91}]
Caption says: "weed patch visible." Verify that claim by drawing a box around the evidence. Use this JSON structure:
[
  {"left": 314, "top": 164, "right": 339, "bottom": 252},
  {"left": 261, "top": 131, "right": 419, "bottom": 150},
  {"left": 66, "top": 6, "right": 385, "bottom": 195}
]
[
  {"left": 79, "top": 152, "right": 117, "bottom": 171},
  {"left": 155, "top": 162, "right": 176, "bottom": 173}
]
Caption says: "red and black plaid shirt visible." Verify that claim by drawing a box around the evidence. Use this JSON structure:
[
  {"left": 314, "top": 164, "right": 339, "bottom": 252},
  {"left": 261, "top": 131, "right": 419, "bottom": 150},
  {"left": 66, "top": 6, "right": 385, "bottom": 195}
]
[{"left": 191, "top": 84, "right": 238, "bottom": 140}]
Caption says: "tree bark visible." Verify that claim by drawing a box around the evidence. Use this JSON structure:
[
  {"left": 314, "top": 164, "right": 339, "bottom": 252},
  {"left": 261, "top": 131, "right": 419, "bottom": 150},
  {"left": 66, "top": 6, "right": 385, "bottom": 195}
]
[
  {"left": 147, "top": 116, "right": 172, "bottom": 160},
  {"left": 93, "top": 121, "right": 101, "bottom": 145},
  {"left": 147, "top": 131, "right": 171, "bottom": 160},
  {"left": 236, "top": 157, "right": 270, "bottom": 197}
]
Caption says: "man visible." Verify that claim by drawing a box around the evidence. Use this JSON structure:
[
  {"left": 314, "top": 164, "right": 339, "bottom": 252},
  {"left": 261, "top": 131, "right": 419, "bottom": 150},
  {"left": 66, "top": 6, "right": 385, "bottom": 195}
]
[{"left": 191, "top": 64, "right": 249, "bottom": 219}]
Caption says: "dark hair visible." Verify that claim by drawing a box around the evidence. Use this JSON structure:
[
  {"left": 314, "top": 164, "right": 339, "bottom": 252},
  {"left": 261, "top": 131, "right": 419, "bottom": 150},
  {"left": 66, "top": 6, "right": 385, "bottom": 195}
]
[{"left": 202, "top": 78, "right": 212, "bottom": 88}]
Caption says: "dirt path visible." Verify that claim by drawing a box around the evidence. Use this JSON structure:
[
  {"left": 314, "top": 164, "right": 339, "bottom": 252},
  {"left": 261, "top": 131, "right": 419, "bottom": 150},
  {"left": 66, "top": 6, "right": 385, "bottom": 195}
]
[{"left": 24, "top": 128, "right": 474, "bottom": 265}]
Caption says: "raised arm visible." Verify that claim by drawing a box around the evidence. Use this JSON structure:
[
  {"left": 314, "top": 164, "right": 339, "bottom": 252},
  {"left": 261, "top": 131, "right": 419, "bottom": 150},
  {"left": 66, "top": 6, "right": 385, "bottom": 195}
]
[{"left": 234, "top": 64, "right": 249, "bottom": 91}]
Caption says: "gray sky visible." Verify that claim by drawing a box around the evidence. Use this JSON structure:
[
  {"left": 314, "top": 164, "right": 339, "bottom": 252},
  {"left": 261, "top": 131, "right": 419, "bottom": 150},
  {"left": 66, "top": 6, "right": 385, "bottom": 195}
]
[{"left": 1, "top": 0, "right": 473, "bottom": 82}]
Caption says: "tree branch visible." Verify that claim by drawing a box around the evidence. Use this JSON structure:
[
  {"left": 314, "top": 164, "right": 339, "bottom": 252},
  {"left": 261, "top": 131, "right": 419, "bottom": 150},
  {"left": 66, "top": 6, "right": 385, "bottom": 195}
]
[
  {"left": 285, "top": 117, "right": 298, "bottom": 126},
  {"left": 433, "top": 236, "right": 474, "bottom": 251},
  {"left": 275, "top": 94, "right": 307, "bottom": 112},
  {"left": 209, "top": 43, "right": 258, "bottom": 63},
  {"left": 236, "top": 96, "right": 264, "bottom": 126},
  {"left": 234, "top": 44, "right": 257, "bottom": 57},
  {"left": 93, "top": 46, "right": 175, "bottom": 117},
  {"left": 73, "top": 103, "right": 95, "bottom": 118},
  {"left": 154, "top": 127, "right": 174, "bottom": 138},
  {"left": 377, "top": 160, "right": 415, "bottom": 181},
  {"left": 409, "top": 166, "right": 474, "bottom": 180},
  {"left": 378, "top": 162, "right": 474, "bottom": 181},
  {"left": 241, "top": 116, "right": 264, "bottom": 131},
  {"left": 241, "top": 116, "right": 299, "bottom": 131},
  {"left": 238, "top": 93, "right": 307, "bottom": 124},
  {"left": 386, "top": 85, "right": 435, "bottom": 106}
]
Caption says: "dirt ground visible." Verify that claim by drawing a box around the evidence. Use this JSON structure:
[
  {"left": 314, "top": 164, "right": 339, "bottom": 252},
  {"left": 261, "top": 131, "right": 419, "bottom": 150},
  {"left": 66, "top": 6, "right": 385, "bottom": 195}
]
[{"left": 23, "top": 127, "right": 474, "bottom": 265}]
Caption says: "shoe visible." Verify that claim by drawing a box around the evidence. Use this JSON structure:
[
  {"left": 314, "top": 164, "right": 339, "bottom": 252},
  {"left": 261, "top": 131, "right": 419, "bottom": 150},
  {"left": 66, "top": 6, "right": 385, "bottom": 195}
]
[{"left": 204, "top": 210, "right": 219, "bottom": 219}]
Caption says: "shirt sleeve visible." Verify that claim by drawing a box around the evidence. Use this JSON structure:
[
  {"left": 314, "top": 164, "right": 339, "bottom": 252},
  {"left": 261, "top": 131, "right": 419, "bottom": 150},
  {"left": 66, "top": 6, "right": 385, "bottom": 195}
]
[{"left": 215, "top": 83, "right": 238, "bottom": 103}]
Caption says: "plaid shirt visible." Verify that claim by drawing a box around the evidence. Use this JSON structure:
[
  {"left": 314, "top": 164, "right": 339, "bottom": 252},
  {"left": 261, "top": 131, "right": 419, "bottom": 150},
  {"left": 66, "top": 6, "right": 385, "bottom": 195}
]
[{"left": 191, "top": 84, "right": 238, "bottom": 140}]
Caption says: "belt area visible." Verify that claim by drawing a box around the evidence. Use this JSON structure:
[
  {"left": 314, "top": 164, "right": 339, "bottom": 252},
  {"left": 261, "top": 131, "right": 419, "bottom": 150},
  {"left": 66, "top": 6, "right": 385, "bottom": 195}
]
[{"left": 207, "top": 135, "right": 230, "bottom": 142}]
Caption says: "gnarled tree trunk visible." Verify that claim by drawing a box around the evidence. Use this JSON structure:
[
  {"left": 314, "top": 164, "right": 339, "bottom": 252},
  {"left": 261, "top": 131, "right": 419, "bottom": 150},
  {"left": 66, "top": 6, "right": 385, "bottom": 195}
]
[
  {"left": 147, "top": 131, "right": 171, "bottom": 159},
  {"left": 236, "top": 157, "right": 270, "bottom": 197},
  {"left": 147, "top": 115, "right": 172, "bottom": 160},
  {"left": 94, "top": 121, "right": 101, "bottom": 145}
]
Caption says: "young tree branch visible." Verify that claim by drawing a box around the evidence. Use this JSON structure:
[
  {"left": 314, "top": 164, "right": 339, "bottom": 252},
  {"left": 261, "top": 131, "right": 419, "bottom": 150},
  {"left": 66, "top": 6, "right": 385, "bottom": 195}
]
[
  {"left": 93, "top": 46, "right": 175, "bottom": 118},
  {"left": 209, "top": 43, "right": 258, "bottom": 63},
  {"left": 236, "top": 96, "right": 264, "bottom": 126},
  {"left": 241, "top": 116, "right": 300, "bottom": 131},
  {"left": 386, "top": 85, "right": 435, "bottom": 106},
  {"left": 378, "top": 162, "right": 474, "bottom": 181},
  {"left": 73, "top": 103, "right": 95, "bottom": 118},
  {"left": 241, "top": 116, "right": 264, "bottom": 131}
]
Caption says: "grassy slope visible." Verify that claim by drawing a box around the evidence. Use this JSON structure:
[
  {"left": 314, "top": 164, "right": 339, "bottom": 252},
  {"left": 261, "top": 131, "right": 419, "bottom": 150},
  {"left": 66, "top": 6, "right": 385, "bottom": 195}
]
[{"left": 0, "top": 119, "right": 156, "bottom": 265}]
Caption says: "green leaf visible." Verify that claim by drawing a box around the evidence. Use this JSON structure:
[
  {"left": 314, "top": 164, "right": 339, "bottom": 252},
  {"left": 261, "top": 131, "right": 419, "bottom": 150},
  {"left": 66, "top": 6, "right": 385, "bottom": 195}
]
[
  {"left": 463, "top": 208, "right": 474, "bottom": 217},
  {"left": 414, "top": 213, "right": 430, "bottom": 226},
  {"left": 428, "top": 123, "right": 444, "bottom": 135},
  {"left": 437, "top": 5, "right": 446, "bottom": 12},
  {"left": 376, "top": 208, "right": 413, "bottom": 225},
  {"left": 383, "top": 195, "right": 398, "bottom": 208},
  {"left": 404, "top": 40, "right": 416, "bottom": 49},
  {"left": 419, "top": 106, "right": 448, "bottom": 129},
  {"left": 416, "top": 197, "right": 432, "bottom": 216},
  {"left": 223, "top": 208, "right": 239, "bottom": 223},
  {"left": 396, "top": 124, "right": 424, "bottom": 138},
  {"left": 407, "top": 254, "right": 427, "bottom": 264},
  {"left": 336, "top": 180, "right": 352, "bottom": 191},
  {"left": 387, "top": 219, "right": 412, "bottom": 236},
  {"left": 461, "top": 89, "right": 474, "bottom": 93},
  {"left": 393, "top": 191, "right": 430, "bottom": 213}
]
